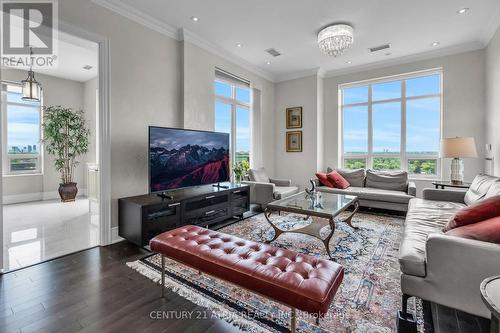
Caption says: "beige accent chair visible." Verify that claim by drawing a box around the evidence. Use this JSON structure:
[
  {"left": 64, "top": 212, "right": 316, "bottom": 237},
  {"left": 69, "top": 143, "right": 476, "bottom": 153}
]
[{"left": 242, "top": 167, "right": 299, "bottom": 209}]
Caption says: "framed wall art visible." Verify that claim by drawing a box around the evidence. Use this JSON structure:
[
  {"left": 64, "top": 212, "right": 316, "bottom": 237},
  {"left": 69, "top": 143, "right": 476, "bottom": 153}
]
[{"left": 286, "top": 107, "right": 302, "bottom": 129}]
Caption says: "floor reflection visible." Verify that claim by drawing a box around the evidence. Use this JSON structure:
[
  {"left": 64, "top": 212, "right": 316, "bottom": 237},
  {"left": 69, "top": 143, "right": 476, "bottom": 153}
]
[{"left": 3, "top": 198, "right": 98, "bottom": 271}]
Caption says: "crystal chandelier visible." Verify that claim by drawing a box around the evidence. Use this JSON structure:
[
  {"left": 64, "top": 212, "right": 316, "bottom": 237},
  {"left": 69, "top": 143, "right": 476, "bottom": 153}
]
[{"left": 317, "top": 24, "right": 354, "bottom": 57}]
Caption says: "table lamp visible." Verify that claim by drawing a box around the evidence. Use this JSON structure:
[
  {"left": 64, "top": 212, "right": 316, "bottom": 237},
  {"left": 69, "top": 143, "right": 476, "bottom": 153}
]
[{"left": 440, "top": 137, "right": 478, "bottom": 184}]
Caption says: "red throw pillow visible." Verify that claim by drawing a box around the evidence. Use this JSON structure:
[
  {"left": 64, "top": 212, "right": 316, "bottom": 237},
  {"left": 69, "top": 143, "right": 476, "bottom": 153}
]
[
  {"left": 445, "top": 216, "right": 500, "bottom": 244},
  {"left": 327, "top": 171, "right": 350, "bottom": 189},
  {"left": 443, "top": 195, "right": 500, "bottom": 232},
  {"left": 316, "top": 172, "right": 334, "bottom": 188}
]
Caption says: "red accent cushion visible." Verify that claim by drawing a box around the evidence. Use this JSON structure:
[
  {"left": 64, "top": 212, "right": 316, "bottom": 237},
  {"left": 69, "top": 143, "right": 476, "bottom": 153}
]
[
  {"left": 327, "top": 171, "right": 350, "bottom": 189},
  {"left": 316, "top": 172, "right": 334, "bottom": 188},
  {"left": 445, "top": 216, "right": 500, "bottom": 244},
  {"left": 443, "top": 195, "right": 500, "bottom": 232}
]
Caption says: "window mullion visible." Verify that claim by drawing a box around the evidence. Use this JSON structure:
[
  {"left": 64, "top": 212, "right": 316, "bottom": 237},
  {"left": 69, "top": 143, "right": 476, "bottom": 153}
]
[
  {"left": 367, "top": 84, "right": 373, "bottom": 170},
  {"left": 401, "top": 80, "right": 407, "bottom": 172}
]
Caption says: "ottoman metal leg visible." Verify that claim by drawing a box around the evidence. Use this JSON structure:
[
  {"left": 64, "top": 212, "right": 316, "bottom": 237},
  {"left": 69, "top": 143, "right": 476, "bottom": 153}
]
[{"left": 161, "top": 255, "right": 165, "bottom": 298}]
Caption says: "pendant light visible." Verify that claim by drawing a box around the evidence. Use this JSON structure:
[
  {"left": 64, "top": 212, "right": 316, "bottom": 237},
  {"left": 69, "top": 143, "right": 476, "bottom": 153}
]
[{"left": 21, "top": 47, "right": 42, "bottom": 102}]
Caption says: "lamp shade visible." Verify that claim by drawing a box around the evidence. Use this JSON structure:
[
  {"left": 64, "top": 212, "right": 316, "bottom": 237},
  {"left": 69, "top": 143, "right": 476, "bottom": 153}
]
[{"left": 440, "top": 137, "right": 478, "bottom": 158}]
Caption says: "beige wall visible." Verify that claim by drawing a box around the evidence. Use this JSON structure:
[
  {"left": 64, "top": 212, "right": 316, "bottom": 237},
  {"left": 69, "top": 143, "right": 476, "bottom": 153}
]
[
  {"left": 1, "top": 68, "right": 97, "bottom": 202},
  {"left": 486, "top": 26, "right": 500, "bottom": 176},
  {"left": 274, "top": 75, "right": 320, "bottom": 189}
]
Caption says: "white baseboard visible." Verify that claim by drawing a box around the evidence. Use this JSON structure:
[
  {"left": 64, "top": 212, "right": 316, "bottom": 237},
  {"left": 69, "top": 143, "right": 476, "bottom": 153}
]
[
  {"left": 4, "top": 188, "right": 88, "bottom": 205},
  {"left": 2, "top": 192, "right": 43, "bottom": 205},
  {"left": 111, "top": 226, "right": 124, "bottom": 244}
]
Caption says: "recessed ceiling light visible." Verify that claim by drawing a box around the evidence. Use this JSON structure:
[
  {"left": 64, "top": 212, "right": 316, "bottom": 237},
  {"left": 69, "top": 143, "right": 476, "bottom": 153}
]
[
  {"left": 346, "top": 61, "right": 352, "bottom": 64},
  {"left": 190, "top": 16, "right": 199, "bottom": 22},
  {"left": 82, "top": 65, "right": 93, "bottom": 70},
  {"left": 236, "top": 43, "right": 242, "bottom": 48},
  {"left": 431, "top": 41, "right": 440, "bottom": 47},
  {"left": 266, "top": 61, "right": 271, "bottom": 65},
  {"left": 457, "top": 8, "right": 469, "bottom": 14}
]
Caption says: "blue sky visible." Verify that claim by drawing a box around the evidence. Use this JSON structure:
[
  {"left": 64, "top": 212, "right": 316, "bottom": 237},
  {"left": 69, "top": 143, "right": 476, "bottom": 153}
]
[
  {"left": 214, "top": 81, "right": 251, "bottom": 152},
  {"left": 343, "top": 74, "right": 440, "bottom": 154},
  {"left": 7, "top": 90, "right": 40, "bottom": 152}
]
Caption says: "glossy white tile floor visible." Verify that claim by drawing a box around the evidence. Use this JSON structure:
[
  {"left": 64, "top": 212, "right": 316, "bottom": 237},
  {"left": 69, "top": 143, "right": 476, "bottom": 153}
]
[{"left": 3, "top": 198, "right": 99, "bottom": 271}]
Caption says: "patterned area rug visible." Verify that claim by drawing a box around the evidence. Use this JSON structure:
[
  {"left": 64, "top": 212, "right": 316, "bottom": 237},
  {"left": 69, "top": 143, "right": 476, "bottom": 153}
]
[{"left": 128, "top": 211, "right": 426, "bottom": 332}]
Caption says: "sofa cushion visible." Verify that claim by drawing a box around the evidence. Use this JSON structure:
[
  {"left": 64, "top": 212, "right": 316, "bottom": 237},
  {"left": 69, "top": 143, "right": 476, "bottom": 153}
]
[
  {"left": 273, "top": 186, "right": 299, "bottom": 200},
  {"left": 327, "top": 171, "right": 350, "bottom": 189},
  {"left": 335, "top": 168, "right": 365, "bottom": 187},
  {"left": 317, "top": 186, "right": 413, "bottom": 204},
  {"left": 444, "top": 195, "right": 500, "bottom": 232},
  {"left": 464, "top": 174, "right": 497, "bottom": 205},
  {"left": 445, "top": 216, "right": 500, "bottom": 244},
  {"left": 365, "top": 169, "right": 408, "bottom": 192},
  {"left": 248, "top": 168, "right": 269, "bottom": 183},
  {"left": 486, "top": 181, "right": 500, "bottom": 198},
  {"left": 399, "top": 198, "right": 465, "bottom": 277},
  {"left": 315, "top": 172, "right": 334, "bottom": 188}
]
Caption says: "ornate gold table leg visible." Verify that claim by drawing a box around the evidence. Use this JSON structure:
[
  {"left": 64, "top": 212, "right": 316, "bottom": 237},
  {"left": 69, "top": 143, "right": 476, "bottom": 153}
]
[
  {"left": 343, "top": 200, "right": 359, "bottom": 229},
  {"left": 322, "top": 218, "right": 336, "bottom": 260}
]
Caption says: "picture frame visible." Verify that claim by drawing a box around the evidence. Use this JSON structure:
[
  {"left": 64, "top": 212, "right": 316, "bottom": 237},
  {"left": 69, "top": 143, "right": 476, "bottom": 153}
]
[
  {"left": 286, "top": 107, "right": 302, "bottom": 129},
  {"left": 286, "top": 131, "right": 302, "bottom": 152}
]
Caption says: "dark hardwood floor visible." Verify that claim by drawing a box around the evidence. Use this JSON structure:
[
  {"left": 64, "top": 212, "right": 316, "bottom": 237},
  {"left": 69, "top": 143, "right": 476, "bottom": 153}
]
[{"left": 0, "top": 242, "right": 240, "bottom": 333}]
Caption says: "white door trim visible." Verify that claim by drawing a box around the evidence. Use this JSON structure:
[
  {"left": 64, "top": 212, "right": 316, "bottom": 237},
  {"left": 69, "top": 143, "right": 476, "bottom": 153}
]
[{"left": 48, "top": 20, "right": 112, "bottom": 246}]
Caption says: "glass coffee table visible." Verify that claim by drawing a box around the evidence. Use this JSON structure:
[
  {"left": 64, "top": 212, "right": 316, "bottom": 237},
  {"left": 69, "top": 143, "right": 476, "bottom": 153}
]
[{"left": 264, "top": 191, "right": 359, "bottom": 259}]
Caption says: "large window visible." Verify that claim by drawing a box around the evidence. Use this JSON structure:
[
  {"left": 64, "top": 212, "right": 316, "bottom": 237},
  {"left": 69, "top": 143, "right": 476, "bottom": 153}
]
[
  {"left": 214, "top": 72, "right": 251, "bottom": 164},
  {"left": 341, "top": 70, "right": 441, "bottom": 177},
  {"left": 1, "top": 83, "right": 42, "bottom": 175}
]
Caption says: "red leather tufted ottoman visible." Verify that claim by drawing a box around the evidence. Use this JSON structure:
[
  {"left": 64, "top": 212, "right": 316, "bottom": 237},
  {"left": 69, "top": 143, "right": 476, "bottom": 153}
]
[{"left": 150, "top": 225, "right": 344, "bottom": 332}]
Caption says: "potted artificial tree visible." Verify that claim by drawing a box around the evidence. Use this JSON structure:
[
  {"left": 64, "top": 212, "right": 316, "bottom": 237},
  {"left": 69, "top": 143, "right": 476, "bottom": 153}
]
[{"left": 42, "top": 106, "right": 90, "bottom": 202}]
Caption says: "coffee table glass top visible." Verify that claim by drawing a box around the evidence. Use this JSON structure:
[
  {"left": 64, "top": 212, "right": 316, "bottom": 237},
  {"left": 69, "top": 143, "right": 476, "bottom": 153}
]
[{"left": 267, "top": 191, "right": 357, "bottom": 218}]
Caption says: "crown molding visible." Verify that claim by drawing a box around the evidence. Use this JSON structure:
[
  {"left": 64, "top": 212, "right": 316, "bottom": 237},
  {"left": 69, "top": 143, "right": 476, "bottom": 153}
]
[
  {"left": 275, "top": 67, "right": 323, "bottom": 83},
  {"left": 91, "top": 0, "right": 275, "bottom": 82},
  {"left": 179, "top": 28, "right": 275, "bottom": 82},
  {"left": 481, "top": 7, "right": 500, "bottom": 46},
  {"left": 91, "top": 0, "right": 178, "bottom": 40}
]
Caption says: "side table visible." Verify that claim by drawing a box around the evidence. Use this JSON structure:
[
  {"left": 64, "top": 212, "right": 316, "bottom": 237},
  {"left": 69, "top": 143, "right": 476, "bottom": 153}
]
[{"left": 481, "top": 276, "right": 500, "bottom": 333}]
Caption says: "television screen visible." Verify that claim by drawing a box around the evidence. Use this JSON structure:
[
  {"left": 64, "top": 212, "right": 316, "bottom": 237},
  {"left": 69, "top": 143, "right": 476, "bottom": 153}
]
[{"left": 149, "top": 127, "right": 230, "bottom": 192}]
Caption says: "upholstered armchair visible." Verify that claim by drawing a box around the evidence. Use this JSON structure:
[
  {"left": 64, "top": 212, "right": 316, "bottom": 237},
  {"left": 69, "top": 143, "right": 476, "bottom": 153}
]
[{"left": 241, "top": 167, "right": 299, "bottom": 209}]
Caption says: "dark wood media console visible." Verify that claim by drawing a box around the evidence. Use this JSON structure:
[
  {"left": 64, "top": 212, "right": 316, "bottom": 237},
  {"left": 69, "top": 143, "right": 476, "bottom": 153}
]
[{"left": 118, "top": 183, "right": 250, "bottom": 247}]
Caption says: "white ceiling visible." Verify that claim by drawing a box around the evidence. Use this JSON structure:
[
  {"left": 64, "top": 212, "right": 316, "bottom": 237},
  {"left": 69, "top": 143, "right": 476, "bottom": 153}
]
[
  {"left": 106, "top": 0, "right": 500, "bottom": 81},
  {"left": 2, "top": 30, "right": 98, "bottom": 82}
]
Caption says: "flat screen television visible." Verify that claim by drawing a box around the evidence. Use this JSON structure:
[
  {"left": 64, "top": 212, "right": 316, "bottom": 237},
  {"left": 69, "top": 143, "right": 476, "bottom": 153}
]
[{"left": 149, "top": 126, "right": 230, "bottom": 193}]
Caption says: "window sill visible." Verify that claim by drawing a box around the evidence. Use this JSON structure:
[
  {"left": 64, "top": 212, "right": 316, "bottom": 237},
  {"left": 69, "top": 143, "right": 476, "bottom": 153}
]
[
  {"left": 408, "top": 177, "right": 439, "bottom": 182},
  {"left": 3, "top": 173, "right": 43, "bottom": 178}
]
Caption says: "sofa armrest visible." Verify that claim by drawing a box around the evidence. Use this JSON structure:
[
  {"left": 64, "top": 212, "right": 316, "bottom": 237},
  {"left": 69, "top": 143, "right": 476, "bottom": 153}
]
[
  {"left": 424, "top": 234, "right": 500, "bottom": 316},
  {"left": 422, "top": 188, "right": 466, "bottom": 203},
  {"left": 269, "top": 178, "right": 292, "bottom": 187},
  {"left": 407, "top": 182, "right": 416, "bottom": 197},
  {"left": 241, "top": 181, "right": 275, "bottom": 206}
]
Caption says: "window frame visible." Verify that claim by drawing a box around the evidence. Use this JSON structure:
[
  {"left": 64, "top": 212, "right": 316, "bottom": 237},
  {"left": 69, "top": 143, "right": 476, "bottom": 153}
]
[
  {"left": 214, "top": 78, "right": 252, "bottom": 165},
  {"left": 1, "top": 82, "right": 43, "bottom": 176},
  {"left": 339, "top": 69, "right": 443, "bottom": 179}
]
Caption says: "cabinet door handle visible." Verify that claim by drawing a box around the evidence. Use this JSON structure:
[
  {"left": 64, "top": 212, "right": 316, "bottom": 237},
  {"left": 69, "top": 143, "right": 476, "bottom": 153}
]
[
  {"left": 205, "top": 195, "right": 216, "bottom": 199},
  {"left": 205, "top": 210, "right": 216, "bottom": 215},
  {"left": 233, "top": 190, "right": 241, "bottom": 194},
  {"left": 168, "top": 203, "right": 180, "bottom": 207}
]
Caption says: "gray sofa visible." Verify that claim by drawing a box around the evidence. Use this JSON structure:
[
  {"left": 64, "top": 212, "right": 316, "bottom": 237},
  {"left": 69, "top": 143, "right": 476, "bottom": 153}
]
[
  {"left": 242, "top": 167, "right": 299, "bottom": 209},
  {"left": 399, "top": 174, "right": 500, "bottom": 319},
  {"left": 315, "top": 168, "right": 416, "bottom": 212}
]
